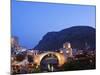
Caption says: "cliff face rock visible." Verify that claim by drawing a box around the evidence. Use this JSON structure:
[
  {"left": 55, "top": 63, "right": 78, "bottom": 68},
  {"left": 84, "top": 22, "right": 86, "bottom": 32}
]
[{"left": 34, "top": 26, "right": 96, "bottom": 51}]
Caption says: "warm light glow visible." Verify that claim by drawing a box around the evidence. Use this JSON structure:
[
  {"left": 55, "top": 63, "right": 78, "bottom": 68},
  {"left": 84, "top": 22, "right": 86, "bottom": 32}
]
[
  {"left": 66, "top": 50, "right": 69, "bottom": 53},
  {"left": 35, "top": 52, "right": 66, "bottom": 66},
  {"left": 60, "top": 50, "right": 63, "bottom": 53}
]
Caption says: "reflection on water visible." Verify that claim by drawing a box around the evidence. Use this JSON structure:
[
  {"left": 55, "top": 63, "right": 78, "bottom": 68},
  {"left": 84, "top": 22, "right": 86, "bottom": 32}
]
[
  {"left": 47, "top": 63, "right": 54, "bottom": 72},
  {"left": 40, "top": 54, "right": 59, "bottom": 72}
]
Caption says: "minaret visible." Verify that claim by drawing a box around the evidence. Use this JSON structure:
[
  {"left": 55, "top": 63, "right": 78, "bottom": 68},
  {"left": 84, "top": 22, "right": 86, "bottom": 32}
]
[{"left": 85, "top": 42, "right": 90, "bottom": 50}]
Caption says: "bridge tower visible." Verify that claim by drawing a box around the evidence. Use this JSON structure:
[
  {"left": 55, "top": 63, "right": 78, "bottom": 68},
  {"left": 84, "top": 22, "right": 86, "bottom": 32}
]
[{"left": 63, "top": 42, "right": 73, "bottom": 58}]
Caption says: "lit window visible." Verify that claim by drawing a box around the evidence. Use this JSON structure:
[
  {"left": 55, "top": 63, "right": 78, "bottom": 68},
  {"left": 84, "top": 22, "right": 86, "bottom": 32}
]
[{"left": 66, "top": 51, "right": 69, "bottom": 53}]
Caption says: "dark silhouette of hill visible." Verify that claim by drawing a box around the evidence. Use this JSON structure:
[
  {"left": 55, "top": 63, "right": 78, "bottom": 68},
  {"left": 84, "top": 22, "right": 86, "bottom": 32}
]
[{"left": 34, "top": 26, "right": 95, "bottom": 51}]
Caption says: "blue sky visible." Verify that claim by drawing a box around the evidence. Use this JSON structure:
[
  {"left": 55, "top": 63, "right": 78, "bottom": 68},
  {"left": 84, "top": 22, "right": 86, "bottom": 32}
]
[{"left": 11, "top": 0, "right": 96, "bottom": 48}]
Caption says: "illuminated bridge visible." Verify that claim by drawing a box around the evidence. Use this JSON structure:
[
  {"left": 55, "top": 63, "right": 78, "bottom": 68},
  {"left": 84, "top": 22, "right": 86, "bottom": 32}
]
[{"left": 34, "top": 52, "right": 66, "bottom": 67}]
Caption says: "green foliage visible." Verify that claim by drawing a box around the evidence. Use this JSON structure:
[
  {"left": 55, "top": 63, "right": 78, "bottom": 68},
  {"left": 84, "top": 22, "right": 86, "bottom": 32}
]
[
  {"left": 32, "top": 66, "right": 41, "bottom": 73},
  {"left": 62, "top": 56, "right": 95, "bottom": 71}
]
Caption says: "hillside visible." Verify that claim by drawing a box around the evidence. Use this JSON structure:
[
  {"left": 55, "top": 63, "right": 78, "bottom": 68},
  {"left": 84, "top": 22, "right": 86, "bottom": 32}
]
[{"left": 34, "top": 26, "right": 96, "bottom": 51}]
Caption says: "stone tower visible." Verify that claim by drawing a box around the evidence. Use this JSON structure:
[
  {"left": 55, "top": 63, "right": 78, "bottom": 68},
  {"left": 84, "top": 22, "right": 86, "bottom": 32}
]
[{"left": 63, "top": 42, "right": 73, "bottom": 57}]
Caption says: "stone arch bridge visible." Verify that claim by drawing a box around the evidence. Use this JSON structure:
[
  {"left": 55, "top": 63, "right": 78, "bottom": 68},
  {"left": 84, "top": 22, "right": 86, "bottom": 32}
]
[{"left": 34, "top": 52, "right": 66, "bottom": 66}]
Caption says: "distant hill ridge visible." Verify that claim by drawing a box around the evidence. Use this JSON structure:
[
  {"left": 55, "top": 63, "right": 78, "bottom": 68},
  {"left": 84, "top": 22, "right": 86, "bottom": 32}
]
[{"left": 34, "top": 26, "right": 96, "bottom": 51}]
